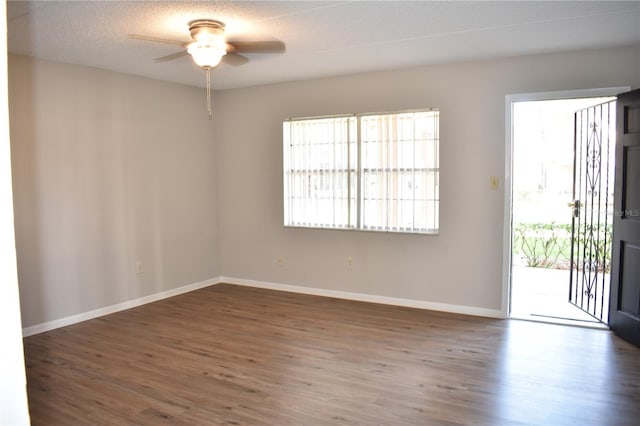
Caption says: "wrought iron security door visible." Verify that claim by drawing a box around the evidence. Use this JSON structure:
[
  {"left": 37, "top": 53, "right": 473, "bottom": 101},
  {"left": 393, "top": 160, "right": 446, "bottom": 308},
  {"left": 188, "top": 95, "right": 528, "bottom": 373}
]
[{"left": 569, "top": 101, "right": 616, "bottom": 322}]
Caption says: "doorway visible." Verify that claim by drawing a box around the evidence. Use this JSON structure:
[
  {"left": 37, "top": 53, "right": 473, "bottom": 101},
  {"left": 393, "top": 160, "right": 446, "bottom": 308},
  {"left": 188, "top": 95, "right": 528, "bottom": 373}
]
[{"left": 508, "top": 93, "right": 619, "bottom": 327}]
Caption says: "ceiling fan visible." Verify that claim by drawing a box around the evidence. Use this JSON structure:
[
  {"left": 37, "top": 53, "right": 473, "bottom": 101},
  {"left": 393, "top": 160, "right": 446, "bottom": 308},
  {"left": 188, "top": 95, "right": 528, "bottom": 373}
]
[{"left": 129, "top": 19, "right": 285, "bottom": 119}]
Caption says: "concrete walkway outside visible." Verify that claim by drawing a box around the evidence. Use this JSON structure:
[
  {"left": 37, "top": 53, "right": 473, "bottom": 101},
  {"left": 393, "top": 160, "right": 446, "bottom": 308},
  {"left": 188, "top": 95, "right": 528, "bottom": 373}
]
[{"left": 510, "top": 266, "right": 608, "bottom": 327}]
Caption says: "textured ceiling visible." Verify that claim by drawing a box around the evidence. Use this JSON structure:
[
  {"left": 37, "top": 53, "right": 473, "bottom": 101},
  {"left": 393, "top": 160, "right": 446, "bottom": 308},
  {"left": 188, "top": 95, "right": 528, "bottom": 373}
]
[{"left": 7, "top": 1, "right": 640, "bottom": 90}]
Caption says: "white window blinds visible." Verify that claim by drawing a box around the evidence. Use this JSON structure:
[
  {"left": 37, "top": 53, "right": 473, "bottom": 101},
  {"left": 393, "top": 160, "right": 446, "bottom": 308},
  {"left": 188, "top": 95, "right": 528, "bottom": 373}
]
[
  {"left": 360, "top": 111, "right": 439, "bottom": 233},
  {"left": 283, "top": 116, "right": 357, "bottom": 228},
  {"left": 284, "top": 110, "right": 439, "bottom": 234}
]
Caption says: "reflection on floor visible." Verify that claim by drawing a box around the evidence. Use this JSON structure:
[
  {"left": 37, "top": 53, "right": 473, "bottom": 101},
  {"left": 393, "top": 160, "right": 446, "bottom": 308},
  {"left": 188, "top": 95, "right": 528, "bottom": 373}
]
[{"left": 511, "top": 266, "right": 608, "bottom": 329}]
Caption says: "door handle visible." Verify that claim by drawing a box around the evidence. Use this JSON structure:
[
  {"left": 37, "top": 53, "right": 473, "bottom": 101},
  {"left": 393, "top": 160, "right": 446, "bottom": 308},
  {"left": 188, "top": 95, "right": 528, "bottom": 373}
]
[{"left": 568, "top": 200, "right": 581, "bottom": 218}]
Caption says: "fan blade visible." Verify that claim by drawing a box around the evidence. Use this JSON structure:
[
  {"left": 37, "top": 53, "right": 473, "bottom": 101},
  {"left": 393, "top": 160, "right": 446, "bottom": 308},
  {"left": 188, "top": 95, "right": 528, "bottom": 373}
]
[
  {"left": 128, "top": 34, "right": 188, "bottom": 47},
  {"left": 154, "top": 51, "right": 189, "bottom": 63},
  {"left": 222, "top": 52, "right": 249, "bottom": 66},
  {"left": 227, "top": 40, "right": 285, "bottom": 53}
]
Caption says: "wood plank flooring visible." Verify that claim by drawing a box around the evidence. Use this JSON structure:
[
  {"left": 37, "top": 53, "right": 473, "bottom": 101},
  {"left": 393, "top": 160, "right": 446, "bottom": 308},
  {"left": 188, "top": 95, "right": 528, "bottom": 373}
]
[{"left": 24, "top": 284, "right": 640, "bottom": 425}]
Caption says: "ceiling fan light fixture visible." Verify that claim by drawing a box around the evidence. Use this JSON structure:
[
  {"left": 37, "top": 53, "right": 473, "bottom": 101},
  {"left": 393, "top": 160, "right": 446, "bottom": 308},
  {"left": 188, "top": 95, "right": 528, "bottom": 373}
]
[
  {"left": 187, "top": 42, "right": 227, "bottom": 68},
  {"left": 189, "top": 19, "right": 225, "bottom": 42},
  {"left": 129, "top": 18, "right": 285, "bottom": 119}
]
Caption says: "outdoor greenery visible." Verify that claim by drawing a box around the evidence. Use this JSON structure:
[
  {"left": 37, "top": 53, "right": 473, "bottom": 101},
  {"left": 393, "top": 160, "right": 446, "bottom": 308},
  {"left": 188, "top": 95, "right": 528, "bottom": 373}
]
[
  {"left": 513, "top": 222, "right": 612, "bottom": 272},
  {"left": 513, "top": 222, "right": 571, "bottom": 269}
]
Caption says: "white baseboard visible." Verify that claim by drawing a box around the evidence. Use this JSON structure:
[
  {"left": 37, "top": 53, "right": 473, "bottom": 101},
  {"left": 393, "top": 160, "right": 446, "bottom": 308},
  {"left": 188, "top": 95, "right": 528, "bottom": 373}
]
[
  {"left": 23, "top": 276, "right": 504, "bottom": 337},
  {"left": 22, "top": 277, "right": 221, "bottom": 337},
  {"left": 220, "top": 276, "right": 505, "bottom": 319}
]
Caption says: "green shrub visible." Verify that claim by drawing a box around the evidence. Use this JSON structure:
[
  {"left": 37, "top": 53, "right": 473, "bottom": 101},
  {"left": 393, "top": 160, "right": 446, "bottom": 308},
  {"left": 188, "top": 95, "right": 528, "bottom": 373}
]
[
  {"left": 513, "top": 222, "right": 612, "bottom": 272},
  {"left": 513, "top": 222, "right": 572, "bottom": 268}
]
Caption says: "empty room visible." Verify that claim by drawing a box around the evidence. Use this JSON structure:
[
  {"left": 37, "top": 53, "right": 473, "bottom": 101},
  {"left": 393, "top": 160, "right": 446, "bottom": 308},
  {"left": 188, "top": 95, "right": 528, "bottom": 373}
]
[{"left": 2, "top": 1, "right": 640, "bottom": 425}]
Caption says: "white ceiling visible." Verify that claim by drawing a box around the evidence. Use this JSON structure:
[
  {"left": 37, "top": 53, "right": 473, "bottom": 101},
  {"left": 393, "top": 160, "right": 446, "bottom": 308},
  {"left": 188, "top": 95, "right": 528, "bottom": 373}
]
[{"left": 7, "top": 1, "right": 640, "bottom": 90}]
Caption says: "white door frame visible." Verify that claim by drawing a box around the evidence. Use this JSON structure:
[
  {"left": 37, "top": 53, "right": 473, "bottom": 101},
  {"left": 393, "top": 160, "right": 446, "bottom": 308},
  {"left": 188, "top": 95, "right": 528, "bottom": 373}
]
[{"left": 501, "top": 86, "right": 630, "bottom": 318}]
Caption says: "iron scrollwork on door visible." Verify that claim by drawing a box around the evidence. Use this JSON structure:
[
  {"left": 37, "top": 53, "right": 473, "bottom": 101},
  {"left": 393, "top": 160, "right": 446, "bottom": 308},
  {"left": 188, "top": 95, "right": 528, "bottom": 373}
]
[{"left": 569, "top": 101, "right": 615, "bottom": 322}]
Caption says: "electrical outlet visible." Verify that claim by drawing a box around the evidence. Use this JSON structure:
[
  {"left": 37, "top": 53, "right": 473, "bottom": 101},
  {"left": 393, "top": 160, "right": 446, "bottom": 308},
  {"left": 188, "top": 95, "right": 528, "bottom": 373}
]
[
  {"left": 136, "top": 261, "right": 144, "bottom": 274},
  {"left": 277, "top": 255, "right": 285, "bottom": 267},
  {"left": 346, "top": 257, "right": 353, "bottom": 270}
]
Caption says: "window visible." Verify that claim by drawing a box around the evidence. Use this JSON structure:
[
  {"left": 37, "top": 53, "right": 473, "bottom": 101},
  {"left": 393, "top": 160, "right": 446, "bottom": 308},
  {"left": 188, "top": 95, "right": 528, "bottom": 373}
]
[{"left": 283, "top": 110, "right": 439, "bottom": 234}]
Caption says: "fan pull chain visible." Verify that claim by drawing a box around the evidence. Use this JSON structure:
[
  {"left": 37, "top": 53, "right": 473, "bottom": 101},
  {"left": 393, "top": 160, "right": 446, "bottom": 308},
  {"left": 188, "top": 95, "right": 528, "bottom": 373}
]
[{"left": 206, "top": 67, "right": 212, "bottom": 120}]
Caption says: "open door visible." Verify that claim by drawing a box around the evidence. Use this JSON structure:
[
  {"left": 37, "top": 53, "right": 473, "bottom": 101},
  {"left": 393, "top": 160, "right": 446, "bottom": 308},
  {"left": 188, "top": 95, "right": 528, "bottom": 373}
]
[
  {"left": 569, "top": 101, "right": 615, "bottom": 322},
  {"left": 609, "top": 89, "right": 640, "bottom": 347}
]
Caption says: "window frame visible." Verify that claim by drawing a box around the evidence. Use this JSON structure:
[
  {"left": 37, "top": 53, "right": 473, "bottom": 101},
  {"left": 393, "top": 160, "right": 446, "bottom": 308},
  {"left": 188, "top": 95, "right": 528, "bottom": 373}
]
[{"left": 283, "top": 108, "right": 439, "bottom": 235}]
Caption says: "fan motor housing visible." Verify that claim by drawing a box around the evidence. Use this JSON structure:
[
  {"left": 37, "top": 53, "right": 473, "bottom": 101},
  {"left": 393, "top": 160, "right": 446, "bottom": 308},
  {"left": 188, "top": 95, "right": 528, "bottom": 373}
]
[{"left": 189, "top": 19, "right": 225, "bottom": 41}]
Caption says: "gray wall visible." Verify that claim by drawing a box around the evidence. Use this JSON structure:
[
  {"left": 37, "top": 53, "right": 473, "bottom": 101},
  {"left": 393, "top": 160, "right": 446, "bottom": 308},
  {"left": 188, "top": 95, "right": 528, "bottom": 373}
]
[
  {"left": 9, "top": 45, "right": 640, "bottom": 329},
  {"left": 216, "top": 46, "right": 640, "bottom": 312},
  {"left": 9, "top": 55, "right": 220, "bottom": 328}
]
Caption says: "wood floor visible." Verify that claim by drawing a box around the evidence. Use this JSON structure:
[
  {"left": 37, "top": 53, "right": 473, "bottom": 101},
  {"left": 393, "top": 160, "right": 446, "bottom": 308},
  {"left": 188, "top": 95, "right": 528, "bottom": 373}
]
[{"left": 24, "top": 284, "right": 640, "bottom": 425}]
